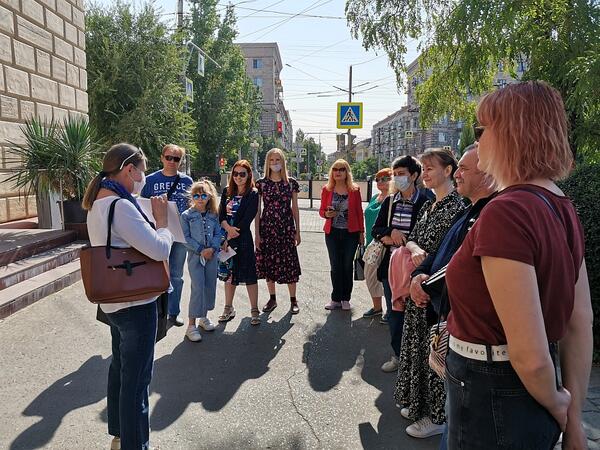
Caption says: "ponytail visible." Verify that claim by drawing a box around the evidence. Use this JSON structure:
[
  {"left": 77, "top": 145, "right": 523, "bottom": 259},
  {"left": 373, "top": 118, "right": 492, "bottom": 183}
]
[{"left": 82, "top": 172, "right": 105, "bottom": 210}]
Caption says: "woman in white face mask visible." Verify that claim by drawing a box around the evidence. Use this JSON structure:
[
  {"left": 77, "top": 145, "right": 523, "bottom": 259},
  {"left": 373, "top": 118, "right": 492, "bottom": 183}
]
[
  {"left": 254, "top": 148, "right": 302, "bottom": 314},
  {"left": 370, "top": 155, "right": 434, "bottom": 374},
  {"left": 82, "top": 143, "right": 173, "bottom": 450}
]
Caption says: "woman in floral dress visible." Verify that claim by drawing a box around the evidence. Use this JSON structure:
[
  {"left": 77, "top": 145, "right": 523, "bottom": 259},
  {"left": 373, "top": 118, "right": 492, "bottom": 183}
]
[{"left": 255, "top": 148, "right": 302, "bottom": 314}]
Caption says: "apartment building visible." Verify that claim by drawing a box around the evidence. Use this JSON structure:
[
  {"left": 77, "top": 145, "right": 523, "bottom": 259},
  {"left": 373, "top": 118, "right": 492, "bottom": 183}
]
[{"left": 238, "top": 42, "right": 293, "bottom": 150}]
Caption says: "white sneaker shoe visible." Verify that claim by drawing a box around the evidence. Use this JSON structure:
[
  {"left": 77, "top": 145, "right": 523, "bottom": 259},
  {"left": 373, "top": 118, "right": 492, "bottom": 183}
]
[
  {"left": 405, "top": 417, "right": 445, "bottom": 438},
  {"left": 381, "top": 355, "right": 399, "bottom": 372},
  {"left": 185, "top": 326, "right": 202, "bottom": 342},
  {"left": 400, "top": 407, "right": 410, "bottom": 419},
  {"left": 198, "top": 317, "right": 216, "bottom": 331}
]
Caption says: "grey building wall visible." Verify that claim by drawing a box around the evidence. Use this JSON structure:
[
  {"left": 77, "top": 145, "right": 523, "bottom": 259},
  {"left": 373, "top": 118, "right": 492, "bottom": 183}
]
[{"left": 0, "top": 0, "right": 88, "bottom": 223}]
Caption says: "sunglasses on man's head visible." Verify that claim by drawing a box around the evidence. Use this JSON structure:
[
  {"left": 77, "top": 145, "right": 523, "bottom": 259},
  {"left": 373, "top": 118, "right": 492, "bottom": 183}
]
[
  {"left": 232, "top": 170, "right": 248, "bottom": 178},
  {"left": 473, "top": 125, "right": 485, "bottom": 141},
  {"left": 164, "top": 155, "right": 182, "bottom": 163},
  {"left": 376, "top": 176, "right": 391, "bottom": 183},
  {"left": 332, "top": 167, "right": 346, "bottom": 173},
  {"left": 192, "top": 193, "right": 210, "bottom": 200}
]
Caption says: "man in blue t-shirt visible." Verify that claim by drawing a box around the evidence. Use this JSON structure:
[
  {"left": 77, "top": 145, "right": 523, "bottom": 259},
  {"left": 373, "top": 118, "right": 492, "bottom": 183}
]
[{"left": 141, "top": 144, "right": 193, "bottom": 327}]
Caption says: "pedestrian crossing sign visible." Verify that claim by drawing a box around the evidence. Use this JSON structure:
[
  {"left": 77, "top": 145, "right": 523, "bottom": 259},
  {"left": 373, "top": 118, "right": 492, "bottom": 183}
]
[{"left": 337, "top": 102, "right": 363, "bottom": 129}]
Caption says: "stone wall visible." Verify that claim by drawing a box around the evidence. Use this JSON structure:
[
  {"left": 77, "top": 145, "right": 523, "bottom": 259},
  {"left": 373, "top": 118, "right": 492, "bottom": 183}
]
[{"left": 0, "top": 0, "right": 88, "bottom": 223}]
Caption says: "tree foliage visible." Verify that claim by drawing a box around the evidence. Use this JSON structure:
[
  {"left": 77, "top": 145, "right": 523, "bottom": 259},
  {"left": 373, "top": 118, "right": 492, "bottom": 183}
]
[
  {"left": 346, "top": 0, "right": 600, "bottom": 160},
  {"left": 186, "top": 2, "right": 262, "bottom": 173},
  {"left": 85, "top": 2, "right": 195, "bottom": 167},
  {"left": 351, "top": 157, "right": 379, "bottom": 181}
]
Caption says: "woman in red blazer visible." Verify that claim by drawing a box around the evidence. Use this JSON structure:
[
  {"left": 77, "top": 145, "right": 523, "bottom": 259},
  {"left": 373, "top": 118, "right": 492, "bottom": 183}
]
[{"left": 319, "top": 159, "right": 365, "bottom": 311}]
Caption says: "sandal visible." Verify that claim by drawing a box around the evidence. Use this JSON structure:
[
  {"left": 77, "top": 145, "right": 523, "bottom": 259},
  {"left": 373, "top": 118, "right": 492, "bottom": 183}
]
[
  {"left": 218, "top": 305, "right": 236, "bottom": 322},
  {"left": 250, "top": 308, "right": 261, "bottom": 326}
]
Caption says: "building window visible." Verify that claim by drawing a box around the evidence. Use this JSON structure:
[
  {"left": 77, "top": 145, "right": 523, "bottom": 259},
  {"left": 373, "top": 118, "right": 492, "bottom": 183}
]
[
  {"left": 252, "top": 59, "right": 263, "bottom": 69},
  {"left": 253, "top": 77, "right": 263, "bottom": 88},
  {"left": 497, "top": 78, "right": 507, "bottom": 88},
  {"left": 438, "top": 132, "right": 446, "bottom": 143}
]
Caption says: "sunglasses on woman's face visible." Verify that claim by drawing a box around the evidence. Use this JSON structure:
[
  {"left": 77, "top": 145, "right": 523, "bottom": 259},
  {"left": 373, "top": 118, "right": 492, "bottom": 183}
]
[
  {"left": 192, "top": 193, "right": 209, "bottom": 200},
  {"left": 232, "top": 170, "right": 248, "bottom": 178},
  {"left": 473, "top": 125, "right": 485, "bottom": 141},
  {"left": 164, "top": 154, "right": 182, "bottom": 162},
  {"left": 332, "top": 167, "right": 346, "bottom": 173},
  {"left": 375, "top": 176, "right": 391, "bottom": 183}
]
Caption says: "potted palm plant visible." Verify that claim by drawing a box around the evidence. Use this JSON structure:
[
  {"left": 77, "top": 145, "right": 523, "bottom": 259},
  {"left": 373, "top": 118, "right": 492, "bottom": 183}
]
[{"left": 8, "top": 116, "right": 102, "bottom": 236}]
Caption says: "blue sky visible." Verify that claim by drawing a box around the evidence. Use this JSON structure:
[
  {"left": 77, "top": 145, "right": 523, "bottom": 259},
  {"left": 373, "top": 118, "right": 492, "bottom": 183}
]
[{"left": 95, "top": 0, "right": 420, "bottom": 153}]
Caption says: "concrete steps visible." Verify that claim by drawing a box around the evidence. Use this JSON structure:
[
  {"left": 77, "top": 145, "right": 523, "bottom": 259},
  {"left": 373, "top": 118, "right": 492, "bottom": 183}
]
[{"left": 0, "top": 231, "right": 85, "bottom": 319}]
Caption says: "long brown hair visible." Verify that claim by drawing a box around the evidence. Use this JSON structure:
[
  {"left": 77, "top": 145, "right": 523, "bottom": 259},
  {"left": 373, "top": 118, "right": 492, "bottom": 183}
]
[
  {"left": 226, "top": 159, "right": 254, "bottom": 197},
  {"left": 82, "top": 143, "right": 146, "bottom": 210}
]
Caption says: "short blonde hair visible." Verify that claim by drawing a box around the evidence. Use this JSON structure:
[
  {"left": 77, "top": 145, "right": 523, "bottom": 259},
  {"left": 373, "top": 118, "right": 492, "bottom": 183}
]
[
  {"left": 326, "top": 159, "right": 358, "bottom": 191},
  {"left": 476, "top": 80, "right": 572, "bottom": 185},
  {"left": 263, "top": 148, "right": 289, "bottom": 183},
  {"left": 162, "top": 144, "right": 185, "bottom": 156},
  {"left": 189, "top": 179, "right": 218, "bottom": 214}
]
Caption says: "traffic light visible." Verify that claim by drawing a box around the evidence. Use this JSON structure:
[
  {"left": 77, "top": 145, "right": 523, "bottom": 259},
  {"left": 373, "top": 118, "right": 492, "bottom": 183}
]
[{"left": 219, "top": 157, "right": 225, "bottom": 167}]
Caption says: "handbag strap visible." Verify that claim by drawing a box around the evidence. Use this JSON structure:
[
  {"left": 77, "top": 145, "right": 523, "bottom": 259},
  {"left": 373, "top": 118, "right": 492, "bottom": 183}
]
[
  {"left": 166, "top": 174, "right": 181, "bottom": 201},
  {"left": 386, "top": 193, "right": 394, "bottom": 225},
  {"left": 105, "top": 198, "right": 156, "bottom": 259}
]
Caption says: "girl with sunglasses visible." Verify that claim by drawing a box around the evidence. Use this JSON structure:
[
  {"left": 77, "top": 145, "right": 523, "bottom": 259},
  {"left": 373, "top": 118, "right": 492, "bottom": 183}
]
[
  {"left": 319, "top": 159, "right": 365, "bottom": 311},
  {"left": 218, "top": 160, "right": 261, "bottom": 325},
  {"left": 180, "top": 180, "right": 222, "bottom": 342}
]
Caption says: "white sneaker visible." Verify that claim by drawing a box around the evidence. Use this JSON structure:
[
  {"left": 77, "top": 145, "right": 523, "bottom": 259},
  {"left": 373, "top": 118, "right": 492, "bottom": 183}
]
[
  {"left": 381, "top": 355, "right": 399, "bottom": 372},
  {"left": 405, "top": 417, "right": 445, "bottom": 438},
  {"left": 198, "top": 317, "right": 216, "bottom": 331},
  {"left": 185, "top": 326, "right": 202, "bottom": 342},
  {"left": 400, "top": 407, "right": 410, "bottom": 419}
]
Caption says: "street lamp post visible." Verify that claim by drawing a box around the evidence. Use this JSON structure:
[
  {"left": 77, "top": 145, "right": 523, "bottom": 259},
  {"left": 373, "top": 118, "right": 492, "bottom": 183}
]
[{"left": 250, "top": 140, "right": 260, "bottom": 178}]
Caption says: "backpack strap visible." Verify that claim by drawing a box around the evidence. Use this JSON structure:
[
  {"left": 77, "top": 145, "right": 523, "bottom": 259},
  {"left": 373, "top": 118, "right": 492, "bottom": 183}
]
[{"left": 166, "top": 174, "right": 181, "bottom": 201}]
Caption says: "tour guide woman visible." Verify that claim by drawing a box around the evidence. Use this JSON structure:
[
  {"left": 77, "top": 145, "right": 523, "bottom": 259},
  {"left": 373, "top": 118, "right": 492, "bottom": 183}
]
[
  {"left": 445, "top": 81, "right": 592, "bottom": 449},
  {"left": 319, "top": 159, "right": 365, "bottom": 310},
  {"left": 83, "top": 143, "right": 173, "bottom": 450}
]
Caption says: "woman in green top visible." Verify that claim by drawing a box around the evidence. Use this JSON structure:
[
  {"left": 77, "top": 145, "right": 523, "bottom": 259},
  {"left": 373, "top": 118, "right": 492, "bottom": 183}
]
[{"left": 362, "top": 168, "right": 392, "bottom": 319}]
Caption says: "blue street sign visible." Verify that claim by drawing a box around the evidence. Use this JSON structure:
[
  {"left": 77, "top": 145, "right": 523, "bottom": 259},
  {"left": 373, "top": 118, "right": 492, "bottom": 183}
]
[{"left": 337, "top": 102, "right": 363, "bottom": 129}]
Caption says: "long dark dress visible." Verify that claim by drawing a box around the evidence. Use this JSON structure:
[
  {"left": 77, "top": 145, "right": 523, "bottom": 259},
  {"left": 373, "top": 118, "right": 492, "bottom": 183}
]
[
  {"left": 218, "top": 188, "right": 259, "bottom": 286},
  {"left": 255, "top": 177, "right": 301, "bottom": 284}
]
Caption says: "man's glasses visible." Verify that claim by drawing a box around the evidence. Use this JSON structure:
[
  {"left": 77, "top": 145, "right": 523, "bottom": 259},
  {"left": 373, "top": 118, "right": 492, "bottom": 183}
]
[
  {"left": 232, "top": 171, "right": 248, "bottom": 178},
  {"left": 473, "top": 125, "right": 485, "bottom": 141},
  {"left": 192, "top": 193, "right": 210, "bottom": 200},
  {"left": 118, "top": 151, "right": 143, "bottom": 171},
  {"left": 164, "top": 155, "right": 182, "bottom": 162},
  {"left": 375, "top": 176, "right": 391, "bottom": 182},
  {"left": 332, "top": 167, "right": 346, "bottom": 173}
]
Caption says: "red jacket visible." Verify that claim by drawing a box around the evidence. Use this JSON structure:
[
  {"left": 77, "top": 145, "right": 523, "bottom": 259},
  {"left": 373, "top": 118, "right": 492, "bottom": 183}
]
[{"left": 319, "top": 186, "right": 365, "bottom": 234}]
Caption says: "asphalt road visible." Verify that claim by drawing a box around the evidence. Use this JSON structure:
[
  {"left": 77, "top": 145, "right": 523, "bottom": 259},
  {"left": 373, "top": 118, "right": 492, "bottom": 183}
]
[{"left": 0, "top": 208, "right": 440, "bottom": 450}]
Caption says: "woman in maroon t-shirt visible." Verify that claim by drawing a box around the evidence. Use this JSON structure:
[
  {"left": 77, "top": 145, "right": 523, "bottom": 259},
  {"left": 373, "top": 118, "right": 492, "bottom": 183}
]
[{"left": 445, "top": 81, "right": 592, "bottom": 449}]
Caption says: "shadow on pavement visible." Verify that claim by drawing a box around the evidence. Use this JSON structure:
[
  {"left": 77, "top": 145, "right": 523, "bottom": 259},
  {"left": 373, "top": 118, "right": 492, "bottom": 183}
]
[
  {"left": 149, "top": 312, "right": 294, "bottom": 430},
  {"left": 303, "top": 311, "right": 439, "bottom": 450},
  {"left": 10, "top": 355, "right": 110, "bottom": 450}
]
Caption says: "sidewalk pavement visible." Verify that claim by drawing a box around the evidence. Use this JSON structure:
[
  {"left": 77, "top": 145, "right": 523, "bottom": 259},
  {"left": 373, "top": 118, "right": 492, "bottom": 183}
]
[{"left": 0, "top": 206, "right": 598, "bottom": 449}]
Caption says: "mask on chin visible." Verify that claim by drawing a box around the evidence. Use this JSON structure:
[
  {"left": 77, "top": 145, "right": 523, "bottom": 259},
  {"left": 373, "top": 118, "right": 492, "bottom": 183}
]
[{"left": 394, "top": 175, "right": 412, "bottom": 192}]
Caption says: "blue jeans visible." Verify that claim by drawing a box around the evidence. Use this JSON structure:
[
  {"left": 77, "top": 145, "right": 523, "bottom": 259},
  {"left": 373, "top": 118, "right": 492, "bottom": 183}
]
[
  {"left": 383, "top": 278, "right": 404, "bottom": 357},
  {"left": 106, "top": 301, "right": 157, "bottom": 450},
  {"left": 168, "top": 242, "right": 187, "bottom": 316},
  {"left": 446, "top": 349, "right": 560, "bottom": 450},
  {"left": 187, "top": 252, "right": 218, "bottom": 318}
]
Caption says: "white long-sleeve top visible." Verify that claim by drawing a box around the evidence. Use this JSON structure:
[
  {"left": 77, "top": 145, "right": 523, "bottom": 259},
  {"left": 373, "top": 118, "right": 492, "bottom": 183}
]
[{"left": 87, "top": 195, "right": 174, "bottom": 313}]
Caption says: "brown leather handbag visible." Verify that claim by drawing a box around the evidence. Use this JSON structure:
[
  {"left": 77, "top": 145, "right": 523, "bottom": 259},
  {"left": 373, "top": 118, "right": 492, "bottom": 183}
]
[{"left": 80, "top": 198, "right": 170, "bottom": 304}]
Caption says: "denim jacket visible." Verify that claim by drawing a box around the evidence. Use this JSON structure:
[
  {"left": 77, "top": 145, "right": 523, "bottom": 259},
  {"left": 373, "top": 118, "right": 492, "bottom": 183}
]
[{"left": 180, "top": 208, "right": 222, "bottom": 253}]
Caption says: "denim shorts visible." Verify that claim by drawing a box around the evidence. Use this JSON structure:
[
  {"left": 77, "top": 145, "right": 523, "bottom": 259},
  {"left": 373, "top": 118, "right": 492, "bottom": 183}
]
[{"left": 446, "top": 349, "right": 560, "bottom": 450}]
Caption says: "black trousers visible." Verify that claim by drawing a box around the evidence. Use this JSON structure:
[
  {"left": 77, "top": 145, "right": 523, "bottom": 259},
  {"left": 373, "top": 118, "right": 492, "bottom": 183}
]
[{"left": 325, "top": 227, "right": 360, "bottom": 302}]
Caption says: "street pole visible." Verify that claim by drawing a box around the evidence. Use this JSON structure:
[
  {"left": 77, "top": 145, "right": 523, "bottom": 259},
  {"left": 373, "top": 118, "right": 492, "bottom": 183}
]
[
  {"left": 346, "top": 65, "right": 353, "bottom": 161},
  {"left": 177, "top": 0, "right": 184, "bottom": 30}
]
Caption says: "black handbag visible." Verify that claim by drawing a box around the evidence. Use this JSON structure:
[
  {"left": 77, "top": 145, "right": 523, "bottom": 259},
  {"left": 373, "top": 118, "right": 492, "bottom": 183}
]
[{"left": 354, "top": 245, "right": 365, "bottom": 281}]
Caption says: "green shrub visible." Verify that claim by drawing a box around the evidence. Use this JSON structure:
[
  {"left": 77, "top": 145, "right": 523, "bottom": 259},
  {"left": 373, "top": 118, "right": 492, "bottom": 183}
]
[{"left": 559, "top": 162, "right": 600, "bottom": 359}]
